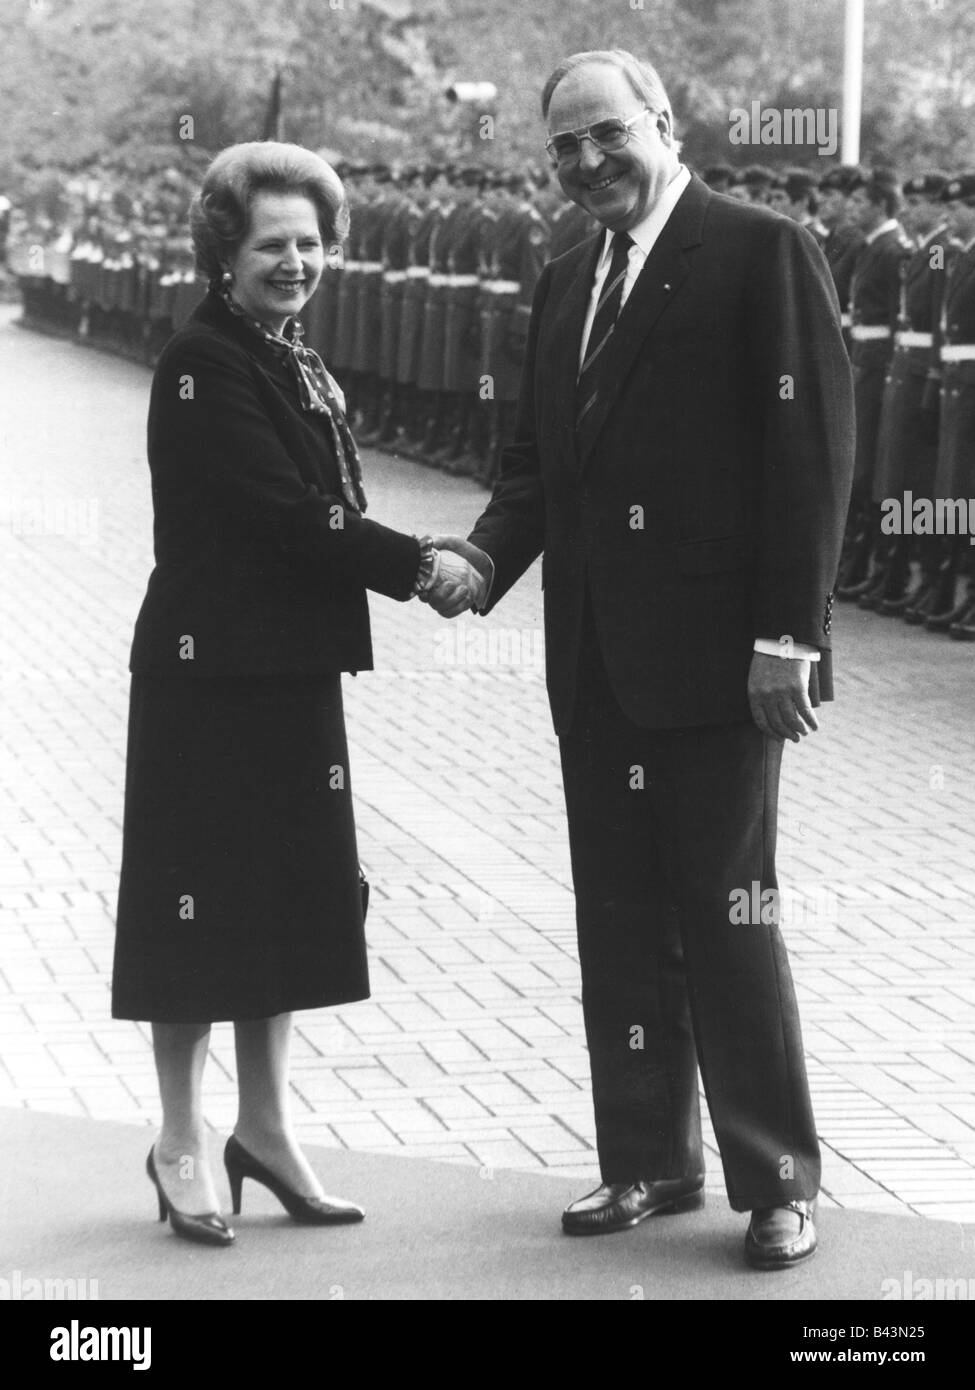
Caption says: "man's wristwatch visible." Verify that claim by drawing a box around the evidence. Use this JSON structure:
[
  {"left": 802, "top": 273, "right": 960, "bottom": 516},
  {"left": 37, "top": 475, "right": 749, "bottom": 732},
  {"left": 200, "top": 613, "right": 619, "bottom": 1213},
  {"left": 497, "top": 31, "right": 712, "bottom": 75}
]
[{"left": 411, "top": 535, "right": 439, "bottom": 598}]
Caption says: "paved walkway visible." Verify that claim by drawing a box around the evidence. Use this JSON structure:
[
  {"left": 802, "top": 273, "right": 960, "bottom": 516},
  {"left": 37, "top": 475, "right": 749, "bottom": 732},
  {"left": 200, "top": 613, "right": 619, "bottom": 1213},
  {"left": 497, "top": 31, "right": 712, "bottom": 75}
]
[{"left": 2, "top": 307, "right": 975, "bottom": 1228}]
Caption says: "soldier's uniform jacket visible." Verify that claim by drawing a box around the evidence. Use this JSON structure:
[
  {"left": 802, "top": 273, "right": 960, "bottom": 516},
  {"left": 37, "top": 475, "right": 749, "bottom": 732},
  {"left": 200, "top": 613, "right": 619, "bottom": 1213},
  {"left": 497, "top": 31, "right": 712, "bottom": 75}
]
[
  {"left": 849, "top": 223, "right": 910, "bottom": 491},
  {"left": 823, "top": 223, "right": 865, "bottom": 322},
  {"left": 850, "top": 224, "right": 910, "bottom": 331},
  {"left": 935, "top": 239, "right": 975, "bottom": 497},
  {"left": 874, "top": 226, "right": 950, "bottom": 501},
  {"left": 382, "top": 191, "right": 421, "bottom": 271},
  {"left": 445, "top": 200, "right": 483, "bottom": 276},
  {"left": 548, "top": 200, "right": 598, "bottom": 260}
]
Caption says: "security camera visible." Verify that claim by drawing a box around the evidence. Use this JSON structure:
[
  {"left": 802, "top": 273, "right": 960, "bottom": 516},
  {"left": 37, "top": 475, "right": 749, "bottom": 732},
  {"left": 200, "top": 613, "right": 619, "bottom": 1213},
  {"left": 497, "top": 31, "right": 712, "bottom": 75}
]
[{"left": 445, "top": 82, "right": 498, "bottom": 104}]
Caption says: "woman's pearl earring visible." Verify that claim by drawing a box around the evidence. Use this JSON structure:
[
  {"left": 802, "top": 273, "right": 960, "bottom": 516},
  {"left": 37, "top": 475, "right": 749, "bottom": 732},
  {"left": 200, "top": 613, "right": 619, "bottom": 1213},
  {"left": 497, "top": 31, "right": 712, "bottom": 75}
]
[{"left": 221, "top": 269, "right": 233, "bottom": 286}]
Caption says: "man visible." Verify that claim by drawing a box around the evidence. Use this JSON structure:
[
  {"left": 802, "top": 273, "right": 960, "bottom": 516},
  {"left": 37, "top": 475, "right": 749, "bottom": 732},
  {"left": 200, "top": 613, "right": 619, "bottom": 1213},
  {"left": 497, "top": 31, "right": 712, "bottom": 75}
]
[
  {"left": 836, "top": 169, "right": 910, "bottom": 603},
  {"left": 927, "top": 173, "right": 975, "bottom": 639},
  {"left": 874, "top": 173, "right": 952, "bottom": 620},
  {"left": 740, "top": 163, "right": 776, "bottom": 204},
  {"left": 818, "top": 165, "right": 865, "bottom": 339},
  {"left": 778, "top": 167, "right": 826, "bottom": 241},
  {"left": 426, "top": 48, "right": 853, "bottom": 1269}
]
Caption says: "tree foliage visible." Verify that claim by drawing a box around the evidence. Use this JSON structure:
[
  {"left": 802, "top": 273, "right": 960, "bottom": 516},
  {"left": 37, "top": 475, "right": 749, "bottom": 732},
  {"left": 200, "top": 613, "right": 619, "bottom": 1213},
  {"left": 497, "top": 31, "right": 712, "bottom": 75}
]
[{"left": 0, "top": 0, "right": 972, "bottom": 195}]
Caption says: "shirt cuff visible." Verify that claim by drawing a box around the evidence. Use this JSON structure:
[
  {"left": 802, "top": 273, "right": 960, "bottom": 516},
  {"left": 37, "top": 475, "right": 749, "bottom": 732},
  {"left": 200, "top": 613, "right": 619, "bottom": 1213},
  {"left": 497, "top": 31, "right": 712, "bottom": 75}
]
[{"left": 754, "top": 638, "right": 821, "bottom": 661}]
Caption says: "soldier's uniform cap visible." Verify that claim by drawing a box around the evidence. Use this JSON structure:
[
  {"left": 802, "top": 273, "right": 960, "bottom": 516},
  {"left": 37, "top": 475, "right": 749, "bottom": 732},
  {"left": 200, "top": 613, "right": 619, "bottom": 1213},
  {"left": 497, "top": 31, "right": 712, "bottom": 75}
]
[
  {"left": 742, "top": 164, "right": 775, "bottom": 187},
  {"left": 370, "top": 163, "right": 393, "bottom": 182},
  {"left": 455, "top": 165, "right": 487, "bottom": 187},
  {"left": 780, "top": 167, "right": 818, "bottom": 200},
  {"left": 941, "top": 173, "right": 975, "bottom": 204},
  {"left": 904, "top": 172, "right": 950, "bottom": 198},
  {"left": 422, "top": 163, "right": 445, "bottom": 185},
  {"left": 819, "top": 164, "right": 864, "bottom": 194},
  {"left": 702, "top": 163, "right": 734, "bottom": 187}
]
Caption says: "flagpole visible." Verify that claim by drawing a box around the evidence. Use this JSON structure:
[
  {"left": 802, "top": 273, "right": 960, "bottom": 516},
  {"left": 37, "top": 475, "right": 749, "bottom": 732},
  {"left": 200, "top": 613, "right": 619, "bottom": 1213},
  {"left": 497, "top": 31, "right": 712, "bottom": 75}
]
[{"left": 842, "top": 0, "right": 864, "bottom": 165}]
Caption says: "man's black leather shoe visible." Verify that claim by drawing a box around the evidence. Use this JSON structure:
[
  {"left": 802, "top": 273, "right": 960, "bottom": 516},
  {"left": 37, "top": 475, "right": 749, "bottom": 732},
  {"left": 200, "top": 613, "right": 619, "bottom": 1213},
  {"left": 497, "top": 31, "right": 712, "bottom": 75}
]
[
  {"left": 744, "top": 1199, "right": 817, "bottom": 1269},
  {"left": 561, "top": 1177, "right": 705, "bottom": 1235}
]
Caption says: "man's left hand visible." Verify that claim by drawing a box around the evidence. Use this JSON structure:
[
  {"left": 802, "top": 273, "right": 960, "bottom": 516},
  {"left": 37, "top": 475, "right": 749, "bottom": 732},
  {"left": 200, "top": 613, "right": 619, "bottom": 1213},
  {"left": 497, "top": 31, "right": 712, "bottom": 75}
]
[{"left": 747, "top": 653, "right": 818, "bottom": 744}]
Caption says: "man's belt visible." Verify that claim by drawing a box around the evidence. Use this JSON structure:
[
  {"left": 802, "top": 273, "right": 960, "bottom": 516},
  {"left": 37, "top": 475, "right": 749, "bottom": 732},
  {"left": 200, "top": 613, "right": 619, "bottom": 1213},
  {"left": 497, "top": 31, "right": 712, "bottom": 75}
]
[
  {"left": 382, "top": 269, "right": 407, "bottom": 283},
  {"left": 850, "top": 325, "right": 892, "bottom": 341},
  {"left": 482, "top": 279, "right": 521, "bottom": 294},
  {"left": 427, "top": 272, "right": 448, "bottom": 287},
  {"left": 895, "top": 331, "right": 934, "bottom": 349},
  {"left": 941, "top": 344, "right": 975, "bottom": 362},
  {"left": 357, "top": 261, "right": 383, "bottom": 274},
  {"left": 445, "top": 274, "right": 479, "bottom": 287},
  {"left": 405, "top": 266, "right": 430, "bottom": 278}
]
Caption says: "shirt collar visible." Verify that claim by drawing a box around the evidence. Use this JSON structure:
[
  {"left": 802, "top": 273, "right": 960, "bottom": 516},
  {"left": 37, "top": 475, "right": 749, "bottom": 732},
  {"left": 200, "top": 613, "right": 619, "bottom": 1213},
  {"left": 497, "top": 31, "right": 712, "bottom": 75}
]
[
  {"left": 864, "top": 217, "right": 899, "bottom": 246},
  {"left": 598, "top": 163, "right": 691, "bottom": 262}
]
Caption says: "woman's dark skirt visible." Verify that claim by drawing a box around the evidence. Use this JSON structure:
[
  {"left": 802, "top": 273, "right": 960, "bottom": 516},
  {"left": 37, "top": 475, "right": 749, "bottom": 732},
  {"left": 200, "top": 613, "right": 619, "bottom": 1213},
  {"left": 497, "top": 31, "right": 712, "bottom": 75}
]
[{"left": 112, "top": 674, "right": 369, "bottom": 1023}]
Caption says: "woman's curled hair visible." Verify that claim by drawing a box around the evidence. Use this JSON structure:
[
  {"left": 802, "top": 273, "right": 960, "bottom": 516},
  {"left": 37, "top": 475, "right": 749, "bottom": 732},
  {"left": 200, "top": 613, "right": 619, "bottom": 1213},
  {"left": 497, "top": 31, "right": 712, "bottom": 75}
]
[{"left": 189, "top": 141, "right": 350, "bottom": 284}]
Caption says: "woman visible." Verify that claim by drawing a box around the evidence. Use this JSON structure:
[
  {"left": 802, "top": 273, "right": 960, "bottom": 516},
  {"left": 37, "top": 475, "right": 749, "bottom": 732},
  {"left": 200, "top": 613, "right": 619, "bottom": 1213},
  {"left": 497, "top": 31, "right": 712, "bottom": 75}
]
[{"left": 112, "top": 142, "right": 464, "bottom": 1246}]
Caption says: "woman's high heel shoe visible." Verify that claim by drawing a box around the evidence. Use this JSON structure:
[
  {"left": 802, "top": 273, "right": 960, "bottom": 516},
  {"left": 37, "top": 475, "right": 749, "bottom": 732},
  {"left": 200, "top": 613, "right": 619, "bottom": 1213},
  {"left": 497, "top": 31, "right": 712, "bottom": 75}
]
[
  {"left": 224, "top": 1134, "right": 365, "bottom": 1225},
  {"left": 146, "top": 1148, "right": 235, "bottom": 1247}
]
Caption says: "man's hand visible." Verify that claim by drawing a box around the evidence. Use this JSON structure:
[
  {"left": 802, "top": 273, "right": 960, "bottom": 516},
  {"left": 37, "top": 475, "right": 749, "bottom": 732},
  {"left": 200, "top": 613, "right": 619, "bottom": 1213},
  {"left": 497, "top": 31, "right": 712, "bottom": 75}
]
[
  {"left": 747, "top": 652, "right": 819, "bottom": 743},
  {"left": 422, "top": 535, "right": 493, "bottom": 618},
  {"left": 420, "top": 549, "right": 486, "bottom": 618}
]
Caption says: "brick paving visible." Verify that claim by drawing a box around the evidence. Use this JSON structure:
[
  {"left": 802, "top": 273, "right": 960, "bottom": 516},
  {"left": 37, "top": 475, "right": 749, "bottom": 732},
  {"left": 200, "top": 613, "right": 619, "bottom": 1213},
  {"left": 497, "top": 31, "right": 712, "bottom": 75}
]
[{"left": 2, "top": 305, "right": 975, "bottom": 1224}]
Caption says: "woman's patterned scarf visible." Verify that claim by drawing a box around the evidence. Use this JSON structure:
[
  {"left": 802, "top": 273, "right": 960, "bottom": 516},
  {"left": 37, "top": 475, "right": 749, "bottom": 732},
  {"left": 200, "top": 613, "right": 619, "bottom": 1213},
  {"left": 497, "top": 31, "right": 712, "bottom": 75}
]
[{"left": 219, "top": 286, "right": 367, "bottom": 513}]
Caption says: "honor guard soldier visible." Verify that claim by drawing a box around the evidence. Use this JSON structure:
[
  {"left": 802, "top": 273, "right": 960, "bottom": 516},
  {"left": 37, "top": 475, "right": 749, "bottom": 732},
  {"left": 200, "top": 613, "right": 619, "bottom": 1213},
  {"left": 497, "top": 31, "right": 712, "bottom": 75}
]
[
  {"left": 415, "top": 167, "right": 459, "bottom": 456},
  {"left": 701, "top": 163, "right": 735, "bottom": 194},
  {"left": 351, "top": 163, "right": 394, "bottom": 436},
  {"left": 548, "top": 197, "right": 598, "bottom": 258},
  {"left": 836, "top": 168, "right": 909, "bottom": 601},
  {"left": 330, "top": 162, "right": 370, "bottom": 414},
  {"left": 740, "top": 163, "right": 776, "bottom": 204},
  {"left": 874, "top": 173, "right": 953, "bottom": 620},
  {"left": 431, "top": 165, "right": 487, "bottom": 470},
  {"left": 364, "top": 165, "right": 423, "bottom": 445},
  {"left": 818, "top": 166, "right": 866, "bottom": 345},
  {"left": 927, "top": 173, "right": 975, "bottom": 638},
  {"left": 298, "top": 157, "right": 348, "bottom": 374},
  {"left": 478, "top": 169, "right": 550, "bottom": 485},
  {"left": 778, "top": 168, "right": 826, "bottom": 240},
  {"left": 397, "top": 164, "right": 450, "bottom": 453}
]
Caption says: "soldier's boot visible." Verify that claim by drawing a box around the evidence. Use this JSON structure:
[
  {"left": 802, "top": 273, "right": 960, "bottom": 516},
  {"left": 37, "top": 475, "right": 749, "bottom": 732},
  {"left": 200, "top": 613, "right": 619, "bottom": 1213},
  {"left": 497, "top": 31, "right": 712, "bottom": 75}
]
[
  {"left": 431, "top": 394, "right": 463, "bottom": 467},
  {"left": 927, "top": 584, "right": 974, "bottom": 632},
  {"left": 860, "top": 536, "right": 911, "bottom": 611},
  {"left": 882, "top": 538, "right": 937, "bottom": 616},
  {"left": 448, "top": 399, "right": 489, "bottom": 479},
  {"left": 357, "top": 374, "right": 383, "bottom": 438},
  {"left": 836, "top": 508, "right": 878, "bottom": 599},
  {"left": 378, "top": 386, "right": 403, "bottom": 445},
  {"left": 420, "top": 393, "right": 449, "bottom": 462},
  {"left": 360, "top": 384, "right": 393, "bottom": 446},
  {"left": 949, "top": 592, "right": 975, "bottom": 640},
  {"left": 905, "top": 547, "right": 958, "bottom": 625}
]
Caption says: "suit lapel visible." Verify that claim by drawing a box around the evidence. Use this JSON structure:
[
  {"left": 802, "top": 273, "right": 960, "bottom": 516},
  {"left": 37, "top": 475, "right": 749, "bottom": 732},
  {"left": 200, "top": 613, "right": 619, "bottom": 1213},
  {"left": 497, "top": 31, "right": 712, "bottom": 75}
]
[{"left": 576, "top": 176, "right": 709, "bottom": 471}]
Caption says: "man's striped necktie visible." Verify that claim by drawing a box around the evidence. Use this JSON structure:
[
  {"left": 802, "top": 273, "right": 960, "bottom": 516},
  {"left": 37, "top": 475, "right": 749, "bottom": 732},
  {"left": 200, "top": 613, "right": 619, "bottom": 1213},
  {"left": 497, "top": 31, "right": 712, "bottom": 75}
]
[{"left": 576, "top": 230, "right": 633, "bottom": 430}]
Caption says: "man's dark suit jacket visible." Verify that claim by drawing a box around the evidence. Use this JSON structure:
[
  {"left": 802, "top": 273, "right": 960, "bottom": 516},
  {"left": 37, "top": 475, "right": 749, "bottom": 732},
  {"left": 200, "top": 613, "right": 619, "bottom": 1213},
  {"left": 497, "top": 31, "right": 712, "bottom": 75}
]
[
  {"left": 130, "top": 290, "right": 420, "bottom": 679},
  {"left": 469, "top": 175, "right": 855, "bottom": 734}
]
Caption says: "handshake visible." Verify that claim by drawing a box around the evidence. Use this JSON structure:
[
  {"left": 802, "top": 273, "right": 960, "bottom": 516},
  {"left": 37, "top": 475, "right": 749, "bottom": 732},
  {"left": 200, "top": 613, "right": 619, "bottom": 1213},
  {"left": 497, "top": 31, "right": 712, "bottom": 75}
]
[{"left": 416, "top": 535, "right": 493, "bottom": 619}]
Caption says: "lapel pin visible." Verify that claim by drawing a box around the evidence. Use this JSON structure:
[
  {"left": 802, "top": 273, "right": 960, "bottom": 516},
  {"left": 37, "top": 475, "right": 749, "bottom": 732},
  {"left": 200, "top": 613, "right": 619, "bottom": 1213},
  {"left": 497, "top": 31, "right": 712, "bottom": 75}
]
[{"left": 663, "top": 282, "right": 671, "bottom": 291}]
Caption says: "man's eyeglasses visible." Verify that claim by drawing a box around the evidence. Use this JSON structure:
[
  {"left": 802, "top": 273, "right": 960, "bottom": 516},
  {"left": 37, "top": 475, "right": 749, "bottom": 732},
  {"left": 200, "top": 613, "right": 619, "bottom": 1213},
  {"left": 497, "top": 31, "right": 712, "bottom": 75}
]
[{"left": 545, "top": 108, "right": 654, "bottom": 168}]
